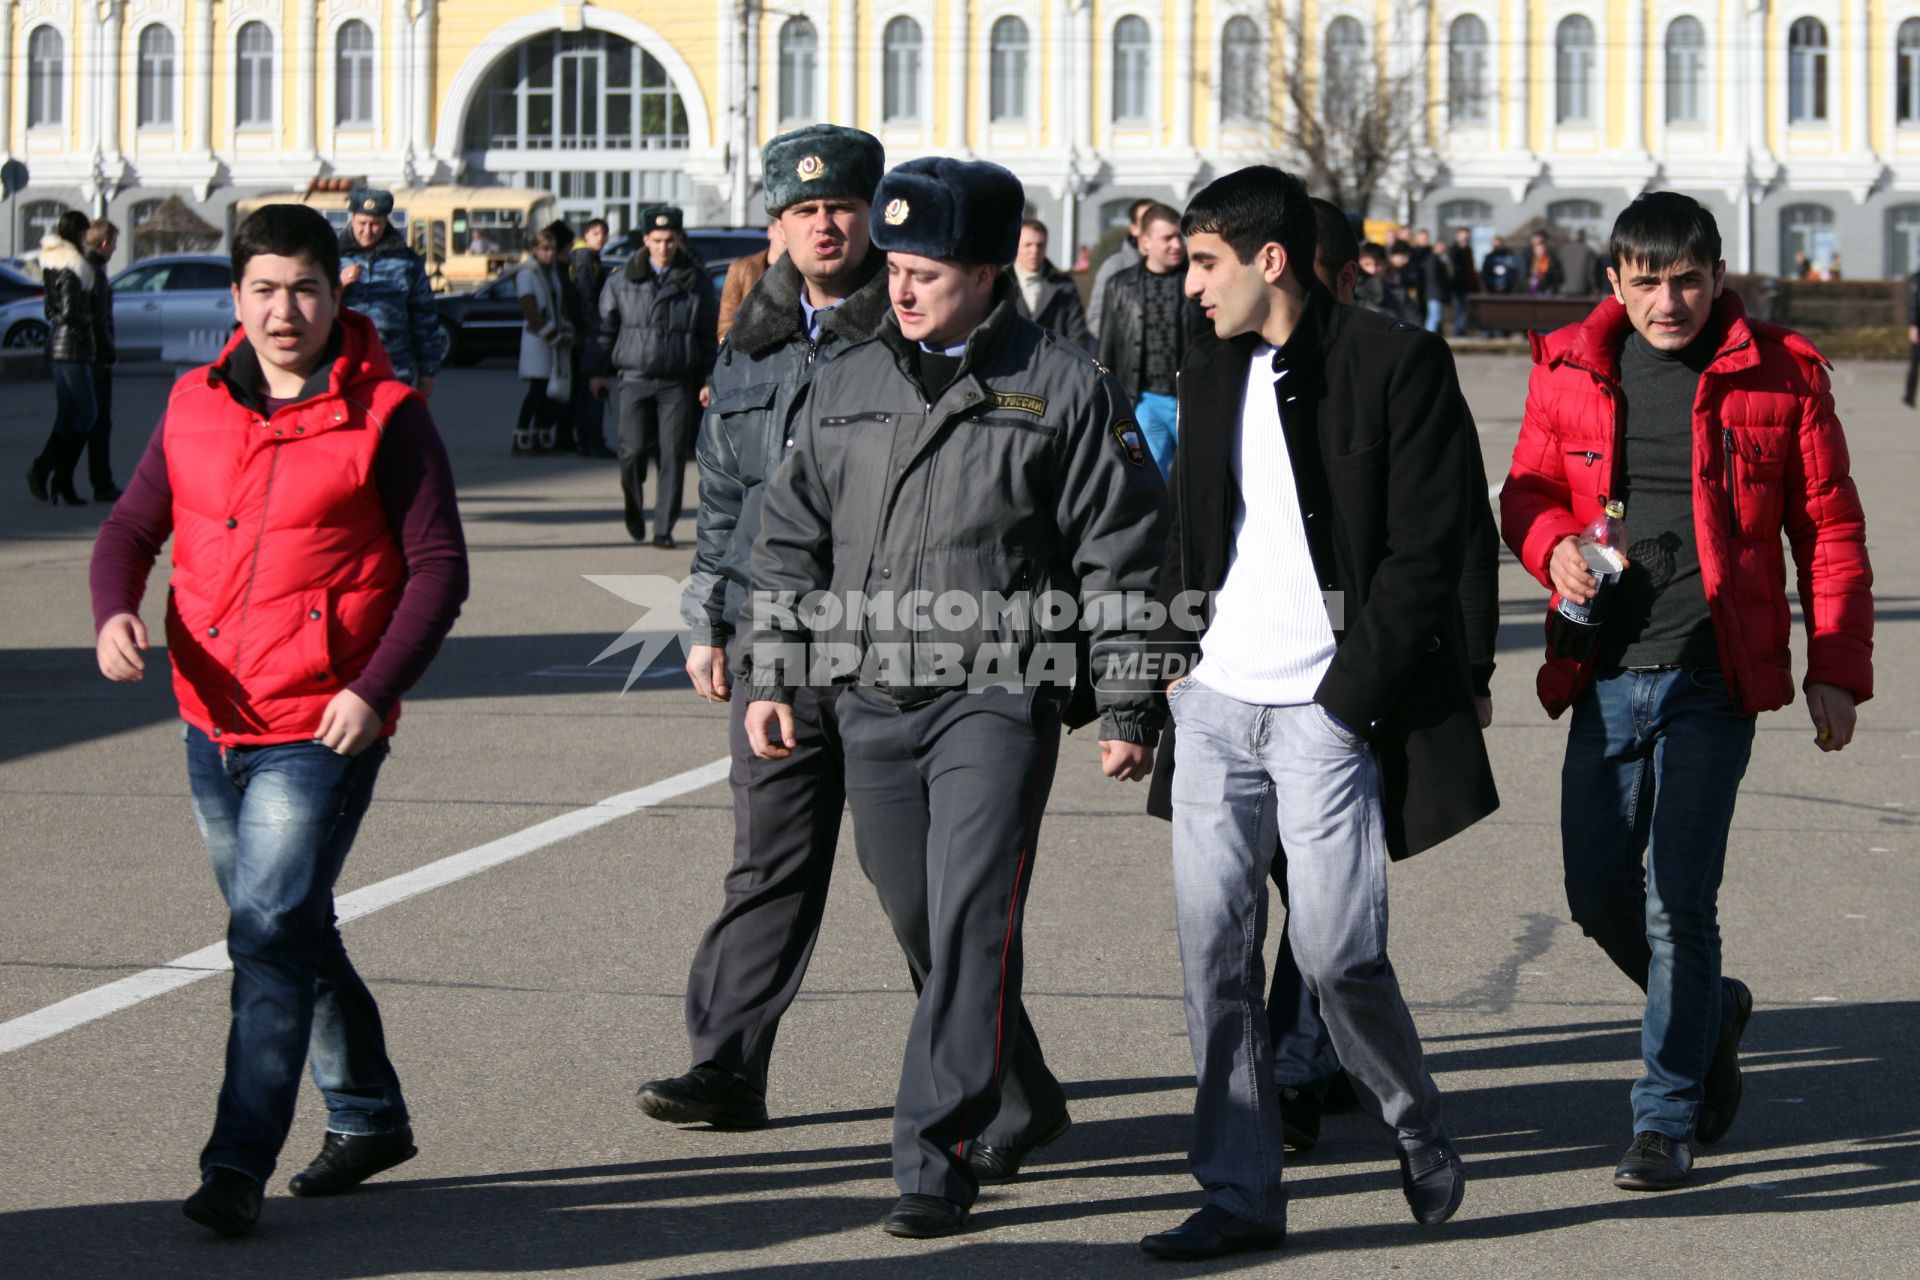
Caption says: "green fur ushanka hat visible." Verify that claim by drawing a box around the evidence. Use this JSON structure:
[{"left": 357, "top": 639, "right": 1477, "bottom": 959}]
[
  {"left": 761, "top": 125, "right": 886, "bottom": 215},
  {"left": 868, "top": 157, "right": 1025, "bottom": 265}
]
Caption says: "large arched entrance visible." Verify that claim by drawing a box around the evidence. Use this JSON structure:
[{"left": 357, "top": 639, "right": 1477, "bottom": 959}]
[{"left": 459, "top": 28, "right": 693, "bottom": 234}]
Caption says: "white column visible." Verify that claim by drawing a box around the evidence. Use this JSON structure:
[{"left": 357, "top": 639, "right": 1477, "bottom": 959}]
[
  {"left": 0, "top": 2, "right": 12, "bottom": 156},
  {"left": 191, "top": 0, "right": 212, "bottom": 154},
  {"left": 1847, "top": 0, "right": 1870, "bottom": 153},
  {"left": 1623, "top": 0, "right": 1645, "bottom": 153},
  {"left": 412, "top": 0, "right": 434, "bottom": 164},
  {"left": 1747, "top": 0, "right": 1768, "bottom": 158},
  {"left": 295, "top": 0, "right": 316, "bottom": 154},
  {"left": 948, "top": 0, "right": 969, "bottom": 150},
  {"left": 98, "top": 1, "right": 123, "bottom": 157},
  {"left": 1071, "top": 0, "right": 1092, "bottom": 153},
  {"left": 1411, "top": 0, "right": 1432, "bottom": 153},
  {"left": 1504, "top": 0, "right": 1529, "bottom": 152},
  {"left": 1173, "top": 0, "right": 1193, "bottom": 149},
  {"left": 834, "top": 0, "right": 856, "bottom": 125}
]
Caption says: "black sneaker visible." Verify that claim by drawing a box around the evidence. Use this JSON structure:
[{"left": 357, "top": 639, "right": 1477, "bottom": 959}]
[
  {"left": 1697, "top": 977, "right": 1753, "bottom": 1147},
  {"left": 1279, "top": 1085, "right": 1321, "bottom": 1153},
  {"left": 636, "top": 1064, "right": 768, "bottom": 1129},
  {"left": 1614, "top": 1131, "right": 1694, "bottom": 1191},
  {"left": 287, "top": 1127, "right": 417, "bottom": 1196},
  {"left": 182, "top": 1168, "right": 262, "bottom": 1237}
]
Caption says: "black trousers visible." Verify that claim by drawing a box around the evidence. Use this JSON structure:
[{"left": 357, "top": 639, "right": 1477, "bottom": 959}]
[
  {"left": 1906, "top": 342, "right": 1920, "bottom": 405},
  {"left": 617, "top": 379, "right": 696, "bottom": 539},
  {"left": 835, "top": 685, "right": 1068, "bottom": 1207},
  {"left": 87, "top": 364, "right": 115, "bottom": 492},
  {"left": 683, "top": 678, "right": 847, "bottom": 1093}
]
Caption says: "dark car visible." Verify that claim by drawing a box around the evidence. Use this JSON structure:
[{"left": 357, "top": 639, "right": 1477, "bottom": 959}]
[
  {"left": 0, "top": 263, "right": 44, "bottom": 307},
  {"left": 437, "top": 258, "right": 730, "bottom": 367}
]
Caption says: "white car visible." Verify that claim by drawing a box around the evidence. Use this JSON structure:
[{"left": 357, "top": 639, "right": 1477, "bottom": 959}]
[{"left": 0, "top": 253, "right": 234, "bottom": 360}]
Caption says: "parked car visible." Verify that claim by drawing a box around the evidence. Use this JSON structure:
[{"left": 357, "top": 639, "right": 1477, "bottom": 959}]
[
  {"left": 0, "top": 263, "right": 44, "bottom": 307},
  {"left": 0, "top": 253, "right": 233, "bottom": 357},
  {"left": 436, "top": 258, "right": 729, "bottom": 367}
]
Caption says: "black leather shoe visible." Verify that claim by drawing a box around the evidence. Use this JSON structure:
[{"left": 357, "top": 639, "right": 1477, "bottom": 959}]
[
  {"left": 1614, "top": 1131, "right": 1694, "bottom": 1191},
  {"left": 1280, "top": 1085, "right": 1321, "bottom": 1153},
  {"left": 1697, "top": 977, "right": 1753, "bottom": 1147},
  {"left": 969, "top": 1109, "right": 1070, "bottom": 1184},
  {"left": 651, "top": 533, "right": 678, "bottom": 551},
  {"left": 1399, "top": 1142, "right": 1467, "bottom": 1224},
  {"left": 636, "top": 1064, "right": 768, "bottom": 1129},
  {"left": 287, "top": 1126, "right": 417, "bottom": 1196},
  {"left": 1139, "top": 1204, "right": 1286, "bottom": 1261},
  {"left": 182, "top": 1168, "right": 262, "bottom": 1237},
  {"left": 881, "top": 1194, "right": 968, "bottom": 1238}
]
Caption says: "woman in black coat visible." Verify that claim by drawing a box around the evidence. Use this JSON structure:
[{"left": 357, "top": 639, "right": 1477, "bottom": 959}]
[{"left": 26, "top": 210, "right": 101, "bottom": 505}]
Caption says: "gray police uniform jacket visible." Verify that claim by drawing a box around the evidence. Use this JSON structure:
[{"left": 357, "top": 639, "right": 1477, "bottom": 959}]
[
  {"left": 338, "top": 226, "right": 446, "bottom": 386},
  {"left": 681, "top": 251, "right": 894, "bottom": 647},
  {"left": 743, "top": 280, "right": 1170, "bottom": 745},
  {"left": 593, "top": 249, "right": 718, "bottom": 382}
]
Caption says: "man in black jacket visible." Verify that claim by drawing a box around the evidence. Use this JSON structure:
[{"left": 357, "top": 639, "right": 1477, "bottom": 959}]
[
  {"left": 1096, "top": 202, "right": 1205, "bottom": 478},
  {"left": 1904, "top": 264, "right": 1920, "bottom": 408},
  {"left": 590, "top": 205, "right": 718, "bottom": 547},
  {"left": 1137, "top": 166, "right": 1497, "bottom": 1262},
  {"left": 568, "top": 218, "right": 615, "bottom": 457},
  {"left": 1010, "top": 218, "right": 1092, "bottom": 350}
]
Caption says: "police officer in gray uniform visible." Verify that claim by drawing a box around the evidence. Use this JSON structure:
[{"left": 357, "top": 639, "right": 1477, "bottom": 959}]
[
  {"left": 741, "top": 157, "right": 1169, "bottom": 1239},
  {"left": 637, "top": 125, "right": 891, "bottom": 1131}
]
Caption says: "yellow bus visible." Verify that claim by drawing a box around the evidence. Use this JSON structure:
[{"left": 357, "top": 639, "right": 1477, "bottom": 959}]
[{"left": 232, "top": 184, "right": 557, "bottom": 292}]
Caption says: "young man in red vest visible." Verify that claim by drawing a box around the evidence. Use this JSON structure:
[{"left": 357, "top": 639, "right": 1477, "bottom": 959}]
[{"left": 91, "top": 204, "right": 469, "bottom": 1237}]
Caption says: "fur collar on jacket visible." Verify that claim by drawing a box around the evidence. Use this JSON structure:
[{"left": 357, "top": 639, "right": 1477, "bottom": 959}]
[
  {"left": 724, "top": 250, "right": 892, "bottom": 358},
  {"left": 39, "top": 235, "right": 94, "bottom": 288},
  {"left": 623, "top": 248, "right": 703, "bottom": 292}
]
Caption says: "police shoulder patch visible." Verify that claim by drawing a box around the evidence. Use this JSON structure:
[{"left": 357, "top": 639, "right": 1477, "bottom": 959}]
[
  {"left": 1110, "top": 419, "right": 1147, "bottom": 468},
  {"left": 990, "top": 391, "right": 1048, "bottom": 417}
]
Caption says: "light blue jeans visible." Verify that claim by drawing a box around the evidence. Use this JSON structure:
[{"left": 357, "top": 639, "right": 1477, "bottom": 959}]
[
  {"left": 1134, "top": 391, "right": 1178, "bottom": 481},
  {"left": 1168, "top": 680, "right": 1446, "bottom": 1226}
]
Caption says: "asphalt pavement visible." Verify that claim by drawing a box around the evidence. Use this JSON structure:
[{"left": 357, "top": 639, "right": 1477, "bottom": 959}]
[{"left": 0, "top": 347, "right": 1915, "bottom": 1279}]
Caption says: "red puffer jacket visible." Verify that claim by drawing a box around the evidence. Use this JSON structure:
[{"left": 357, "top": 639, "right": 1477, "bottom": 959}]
[
  {"left": 1500, "top": 291, "right": 1873, "bottom": 717},
  {"left": 163, "top": 311, "right": 416, "bottom": 745}
]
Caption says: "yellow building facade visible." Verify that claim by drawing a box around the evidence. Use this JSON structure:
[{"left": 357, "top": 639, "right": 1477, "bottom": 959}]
[{"left": 4, "top": 0, "right": 1919, "bottom": 273}]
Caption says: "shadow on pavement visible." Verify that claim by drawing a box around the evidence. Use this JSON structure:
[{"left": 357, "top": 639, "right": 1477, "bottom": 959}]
[{"left": 1, "top": 1003, "right": 1915, "bottom": 1278}]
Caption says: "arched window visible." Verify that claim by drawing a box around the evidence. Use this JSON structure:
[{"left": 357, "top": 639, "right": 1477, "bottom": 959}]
[
  {"left": 1448, "top": 15, "right": 1490, "bottom": 126},
  {"left": 137, "top": 26, "right": 176, "bottom": 128},
  {"left": 1897, "top": 19, "right": 1920, "bottom": 125},
  {"left": 1555, "top": 16, "right": 1596, "bottom": 125},
  {"left": 1547, "top": 198, "right": 1606, "bottom": 244},
  {"left": 335, "top": 20, "right": 374, "bottom": 127},
  {"left": 1888, "top": 204, "right": 1920, "bottom": 276},
  {"left": 1113, "top": 16, "right": 1152, "bottom": 124},
  {"left": 779, "top": 18, "right": 817, "bottom": 123},
  {"left": 1665, "top": 16, "right": 1706, "bottom": 126},
  {"left": 882, "top": 17, "right": 923, "bottom": 123},
  {"left": 1788, "top": 18, "right": 1829, "bottom": 124},
  {"left": 1780, "top": 203, "right": 1835, "bottom": 274},
  {"left": 20, "top": 200, "right": 63, "bottom": 247},
  {"left": 990, "top": 17, "right": 1030, "bottom": 123},
  {"left": 235, "top": 22, "right": 275, "bottom": 128},
  {"left": 1438, "top": 198, "right": 1494, "bottom": 230},
  {"left": 1220, "top": 16, "right": 1263, "bottom": 126},
  {"left": 26, "top": 27, "right": 63, "bottom": 128},
  {"left": 1323, "top": 16, "right": 1369, "bottom": 120}
]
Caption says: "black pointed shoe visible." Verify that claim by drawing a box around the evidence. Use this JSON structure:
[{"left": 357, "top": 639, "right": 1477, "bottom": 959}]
[
  {"left": 1614, "top": 1131, "right": 1694, "bottom": 1191},
  {"left": 635, "top": 1064, "right": 768, "bottom": 1129},
  {"left": 182, "top": 1168, "right": 262, "bottom": 1237},
  {"left": 1697, "top": 977, "right": 1754, "bottom": 1147},
  {"left": 881, "top": 1193, "right": 968, "bottom": 1238},
  {"left": 287, "top": 1127, "right": 417, "bottom": 1197},
  {"left": 1280, "top": 1085, "right": 1322, "bottom": 1153},
  {"left": 1399, "top": 1142, "right": 1467, "bottom": 1224},
  {"left": 1139, "top": 1204, "right": 1287, "bottom": 1261},
  {"left": 968, "top": 1109, "right": 1071, "bottom": 1184}
]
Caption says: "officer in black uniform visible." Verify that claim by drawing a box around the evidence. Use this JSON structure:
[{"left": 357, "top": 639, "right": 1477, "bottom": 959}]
[{"left": 741, "top": 157, "right": 1169, "bottom": 1239}]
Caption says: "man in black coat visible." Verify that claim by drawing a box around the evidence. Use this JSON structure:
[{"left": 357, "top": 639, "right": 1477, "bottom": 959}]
[
  {"left": 1136, "top": 166, "right": 1497, "bottom": 1263},
  {"left": 1010, "top": 218, "right": 1093, "bottom": 351}
]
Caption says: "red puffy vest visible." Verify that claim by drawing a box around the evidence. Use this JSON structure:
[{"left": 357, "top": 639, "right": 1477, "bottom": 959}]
[{"left": 163, "top": 312, "right": 417, "bottom": 746}]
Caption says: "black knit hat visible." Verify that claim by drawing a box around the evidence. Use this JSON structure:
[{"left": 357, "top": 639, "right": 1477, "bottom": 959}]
[
  {"left": 638, "top": 205, "right": 684, "bottom": 233},
  {"left": 761, "top": 125, "right": 886, "bottom": 215},
  {"left": 869, "top": 158, "right": 1025, "bottom": 265}
]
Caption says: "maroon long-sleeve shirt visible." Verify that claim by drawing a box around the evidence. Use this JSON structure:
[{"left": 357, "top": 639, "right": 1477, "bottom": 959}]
[{"left": 91, "top": 396, "right": 469, "bottom": 719}]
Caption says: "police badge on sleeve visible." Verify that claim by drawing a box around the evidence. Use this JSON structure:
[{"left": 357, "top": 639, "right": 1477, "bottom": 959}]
[{"left": 1110, "top": 419, "right": 1147, "bottom": 469}]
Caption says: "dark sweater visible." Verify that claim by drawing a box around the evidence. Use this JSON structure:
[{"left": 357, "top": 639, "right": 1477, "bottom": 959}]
[{"left": 1602, "top": 330, "right": 1719, "bottom": 669}]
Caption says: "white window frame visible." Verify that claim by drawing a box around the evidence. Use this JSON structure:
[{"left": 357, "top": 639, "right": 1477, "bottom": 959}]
[
  {"left": 1446, "top": 11, "right": 1494, "bottom": 129},
  {"left": 1779, "top": 201, "right": 1836, "bottom": 274},
  {"left": 777, "top": 15, "right": 821, "bottom": 125},
  {"left": 879, "top": 13, "right": 927, "bottom": 126},
  {"left": 231, "top": 19, "right": 279, "bottom": 134},
  {"left": 1320, "top": 11, "right": 1372, "bottom": 124},
  {"left": 332, "top": 18, "right": 378, "bottom": 131},
  {"left": 1896, "top": 15, "right": 1920, "bottom": 129},
  {"left": 1551, "top": 11, "right": 1601, "bottom": 132},
  {"left": 1786, "top": 15, "right": 1831, "bottom": 127},
  {"left": 987, "top": 14, "right": 1032, "bottom": 125},
  {"left": 1217, "top": 12, "right": 1265, "bottom": 129},
  {"left": 1661, "top": 14, "right": 1708, "bottom": 129},
  {"left": 1108, "top": 10, "right": 1158, "bottom": 131},
  {"left": 135, "top": 22, "right": 182, "bottom": 133},
  {"left": 25, "top": 24, "right": 66, "bottom": 132},
  {"left": 1887, "top": 202, "right": 1920, "bottom": 274}
]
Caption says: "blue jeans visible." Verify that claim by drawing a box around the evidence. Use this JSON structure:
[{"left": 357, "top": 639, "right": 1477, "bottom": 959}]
[
  {"left": 1134, "top": 391, "right": 1178, "bottom": 481},
  {"left": 1560, "top": 666, "right": 1755, "bottom": 1141},
  {"left": 1423, "top": 297, "right": 1445, "bottom": 333},
  {"left": 185, "top": 728, "right": 407, "bottom": 1183}
]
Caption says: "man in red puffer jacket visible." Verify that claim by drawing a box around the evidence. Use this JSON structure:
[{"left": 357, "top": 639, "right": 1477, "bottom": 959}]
[
  {"left": 1501, "top": 192, "right": 1872, "bottom": 1194},
  {"left": 90, "top": 205, "right": 468, "bottom": 1238}
]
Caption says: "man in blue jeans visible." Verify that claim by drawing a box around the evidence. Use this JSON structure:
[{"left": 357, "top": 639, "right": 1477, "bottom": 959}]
[
  {"left": 1502, "top": 191, "right": 1873, "bottom": 1190},
  {"left": 91, "top": 203, "right": 468, "bottom": 1236},
  {"left": 1095, "top": 201, "right": 1204, "bottom": 479}
]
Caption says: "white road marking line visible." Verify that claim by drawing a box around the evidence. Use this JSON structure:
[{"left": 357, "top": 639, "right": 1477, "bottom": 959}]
[{"left": 0, "top": 756, "right": 733, "bottom": 1058}]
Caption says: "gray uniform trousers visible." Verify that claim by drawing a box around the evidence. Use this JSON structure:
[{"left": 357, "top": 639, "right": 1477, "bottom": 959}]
[
  {"left": 682, "top": 670, "right": 846, "bottom": 1093},
  {"left": 617, "top": 378, "right": 697, "bottom": 538},
  {"left": 834, "top": 683, "right": 1070, "bottom": 1208}
]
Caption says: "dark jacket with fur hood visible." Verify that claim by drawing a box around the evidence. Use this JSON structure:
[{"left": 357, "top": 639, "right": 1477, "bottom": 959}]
[
  {"left": 681, "top": 250, "right": 892, "bottom": 644},
  {"left": 40, "top": 235, "right": 99, "bottom": 364}
]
